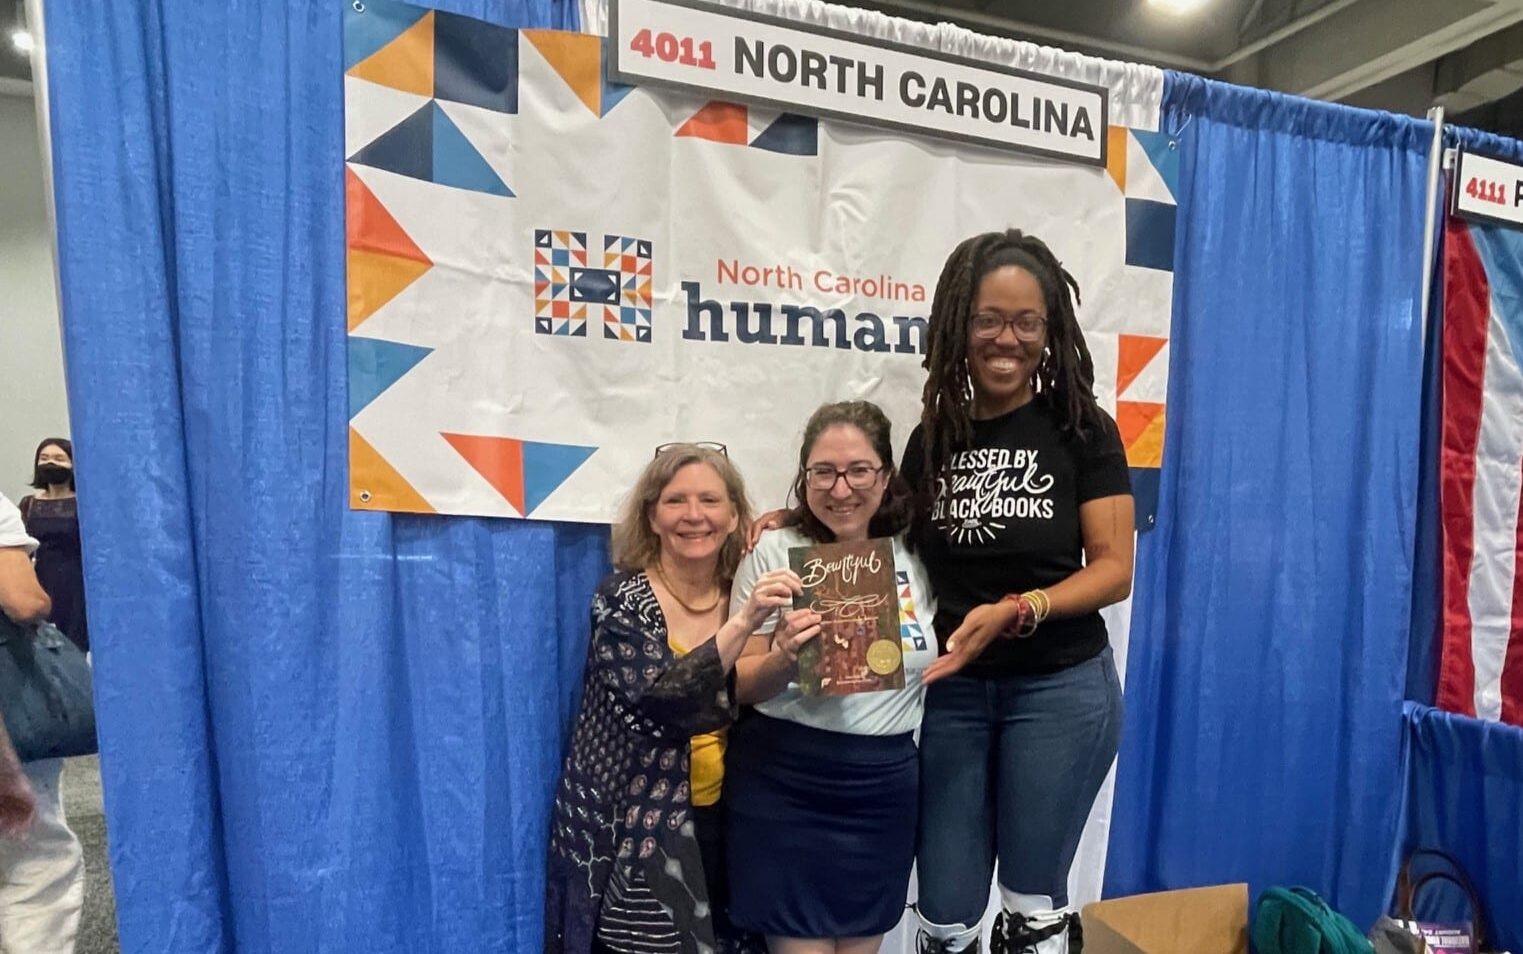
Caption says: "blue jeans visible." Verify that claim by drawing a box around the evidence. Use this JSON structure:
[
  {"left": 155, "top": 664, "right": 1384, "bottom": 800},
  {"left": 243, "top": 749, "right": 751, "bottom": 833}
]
[{"left": 916, "top": 647, "right": 1123, "bottom": 924}]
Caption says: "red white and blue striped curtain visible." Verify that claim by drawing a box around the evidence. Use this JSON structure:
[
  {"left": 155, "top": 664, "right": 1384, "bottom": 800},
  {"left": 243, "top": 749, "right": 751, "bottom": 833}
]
[{"left": 1439, "top": 211, "right": 1523, "bottom": 726}]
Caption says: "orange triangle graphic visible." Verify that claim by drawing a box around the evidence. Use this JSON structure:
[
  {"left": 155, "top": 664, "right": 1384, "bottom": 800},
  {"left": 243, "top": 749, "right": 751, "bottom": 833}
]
[
  {"left": 1116, "top": 401, "right": 1165, "bottom": 467},
  {"left": 347, "top": 248, "right": 431, "bottom": 331},
  {"left": 1116, "top": 334, "right": 1168, "bottom": 397},
  {"left": 1106, "top": 125, "right": 1128, "bottom": 193},
  {"left": 676, "top": 101, "right": 749, "bottom": 144},
  {"left": 442, "top": 432, "right": 525, "bottom": 514},
  {"left": 346, "top": 168, "right": 430, "bottom": 262},
  {"left": 523, "top": 30, "right": 602, "bottom": 116},
  {"left": 1126, "top": 407, "right": 1166, "bottom": 468},
  {"left": 350, "top": 427, "right": 435, "bottom": 513},
  {"left": 349, "top": 11, "right": 434, "bottom": 97}
]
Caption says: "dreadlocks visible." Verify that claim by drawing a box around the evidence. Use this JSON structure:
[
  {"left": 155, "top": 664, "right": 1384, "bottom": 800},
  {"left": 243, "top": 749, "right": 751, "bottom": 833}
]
[{"left": 917, "top": 229, "right": 1105, "bottom": 488}]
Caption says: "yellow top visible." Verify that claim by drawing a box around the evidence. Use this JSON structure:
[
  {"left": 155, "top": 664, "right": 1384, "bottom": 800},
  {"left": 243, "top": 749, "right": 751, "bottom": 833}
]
[{"left": 669, "top": 635, "right": 726, "bottom": 806}]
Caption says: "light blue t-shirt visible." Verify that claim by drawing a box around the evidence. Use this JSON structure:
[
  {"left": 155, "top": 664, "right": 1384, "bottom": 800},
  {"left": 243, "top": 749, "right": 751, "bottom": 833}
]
[{"left": 729, "top": 527, "right": 938, "bottom": 737}]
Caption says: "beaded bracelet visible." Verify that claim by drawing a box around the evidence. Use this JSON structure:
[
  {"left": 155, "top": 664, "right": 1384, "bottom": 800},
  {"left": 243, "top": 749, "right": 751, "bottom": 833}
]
[{"left": 1000, "top": 589, "right": 1051, "bottom": 639}]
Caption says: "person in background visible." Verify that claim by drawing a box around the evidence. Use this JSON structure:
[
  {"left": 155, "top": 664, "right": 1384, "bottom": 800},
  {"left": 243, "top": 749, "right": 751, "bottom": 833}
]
[
  {"left": 19, "top": 439, "right": 88, "bottom": 654},
  {"left": 0, "top": 490, "right": 83, "bottom": 954},
  {"left": 906, "top": 230, "right": 1134, "bottom": 954},
  {"left": 545, "top": 443, "right": 803, "bottom": 954},
  {"left": 726, "top": 401, "right": 937, "bottom": 954}
]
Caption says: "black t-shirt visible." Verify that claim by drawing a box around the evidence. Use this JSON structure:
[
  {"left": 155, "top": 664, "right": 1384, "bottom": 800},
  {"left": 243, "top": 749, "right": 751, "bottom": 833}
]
[{"left": 901, "top": 401, "right": 1132, "bottom": 676}]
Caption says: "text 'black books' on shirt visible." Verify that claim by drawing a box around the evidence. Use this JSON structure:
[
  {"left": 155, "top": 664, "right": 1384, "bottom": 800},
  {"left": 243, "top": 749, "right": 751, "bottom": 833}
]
[{"left": 901, "top": 401, "right": 1131, "bottom": 676}]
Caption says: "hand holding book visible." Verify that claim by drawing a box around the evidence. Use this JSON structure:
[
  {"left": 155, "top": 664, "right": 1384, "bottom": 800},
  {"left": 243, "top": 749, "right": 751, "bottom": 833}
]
[{"left": 772, "top": 607, "right": 822, "bottom": 662}]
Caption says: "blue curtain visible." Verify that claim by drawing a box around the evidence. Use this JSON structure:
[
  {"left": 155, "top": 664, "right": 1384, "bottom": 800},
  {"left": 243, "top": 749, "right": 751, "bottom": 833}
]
[
  {"left": 41, "top": 2, "right": 601, "bottom": 953},
  {"left": 1105, "top": 75, "right": 1432, "bottom": 927},
  {"left": 1397, "top": 704, "right": 1523, "bottom": 951}
]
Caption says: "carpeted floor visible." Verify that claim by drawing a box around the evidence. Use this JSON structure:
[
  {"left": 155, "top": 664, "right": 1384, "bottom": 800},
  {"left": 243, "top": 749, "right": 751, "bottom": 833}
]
[{"left": 62, "top": 756, "right": 118, "bottom": 954}]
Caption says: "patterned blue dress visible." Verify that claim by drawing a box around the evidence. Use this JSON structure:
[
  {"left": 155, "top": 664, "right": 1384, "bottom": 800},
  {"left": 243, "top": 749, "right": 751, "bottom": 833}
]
[{"left": 544, "top": 571, "right": 748, "bottom": 954}]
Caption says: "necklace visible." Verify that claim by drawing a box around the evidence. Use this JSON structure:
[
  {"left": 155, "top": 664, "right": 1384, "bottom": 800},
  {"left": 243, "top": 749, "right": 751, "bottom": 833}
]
[{"left": 651, "top": 563, "right": 722, "bottom": 615}]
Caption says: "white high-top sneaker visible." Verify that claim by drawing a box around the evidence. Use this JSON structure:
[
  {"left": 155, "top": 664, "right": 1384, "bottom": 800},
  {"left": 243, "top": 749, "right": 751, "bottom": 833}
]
[
  {"left": 991, "top": 893, "right": 1082, "bottom": 954},
  {"left": 915, "top": 914, "right": 983, "bottom": 954},
  {"left": 916, "top": 932, "right": 982, "bottom": 954}
]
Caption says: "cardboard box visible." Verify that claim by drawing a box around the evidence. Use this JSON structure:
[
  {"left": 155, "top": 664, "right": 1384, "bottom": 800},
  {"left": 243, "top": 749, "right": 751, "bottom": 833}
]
[{"left": 1082, "top": 884, "right": 1250, "bottom": 954}]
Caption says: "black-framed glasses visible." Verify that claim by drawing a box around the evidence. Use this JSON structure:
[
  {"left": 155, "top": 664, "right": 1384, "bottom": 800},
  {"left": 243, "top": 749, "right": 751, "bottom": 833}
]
[
  {"left": 971, "top": 312, "right": 1047, "bottom": 341},
  {"left": 654, "top": 441, "right": 728, "bottom": 458},
  {"left": 802, "top": 463, "right": 885, "bottom": 492}
]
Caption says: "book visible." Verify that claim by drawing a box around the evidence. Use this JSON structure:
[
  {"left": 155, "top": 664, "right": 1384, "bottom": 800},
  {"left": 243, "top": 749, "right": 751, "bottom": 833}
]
[
  {"left": 1413, "top": 924, "right": 1474, "bottom": 954},
  {"left": 787, "top": 537, "right": 903, "bottom": 696}
]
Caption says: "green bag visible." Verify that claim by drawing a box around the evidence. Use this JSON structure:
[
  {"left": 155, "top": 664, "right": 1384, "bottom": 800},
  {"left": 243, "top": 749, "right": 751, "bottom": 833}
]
[{"left": 1254, "top": 887, "right": 1374, "bottom": 954}]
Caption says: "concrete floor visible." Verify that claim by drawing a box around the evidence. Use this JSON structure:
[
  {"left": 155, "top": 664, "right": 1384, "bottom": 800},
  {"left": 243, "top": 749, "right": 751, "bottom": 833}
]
[{"left": 61, "top": 756, "right": 118, "bottom": 954}]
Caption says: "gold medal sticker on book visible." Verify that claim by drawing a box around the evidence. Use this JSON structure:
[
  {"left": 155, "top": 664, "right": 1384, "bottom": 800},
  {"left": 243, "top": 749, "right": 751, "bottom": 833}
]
[{"left": 788, "top": 537, "right": 905, "bottom": 696}]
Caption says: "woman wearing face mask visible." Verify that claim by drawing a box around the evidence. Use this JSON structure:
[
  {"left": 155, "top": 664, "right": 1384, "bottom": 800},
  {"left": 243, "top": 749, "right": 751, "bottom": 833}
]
[
  {"left": 725, "top": 401, "right": 938, "bottom": 954},
  {"left": 19, "top": 439, "right": 88, "bottom": 653}
]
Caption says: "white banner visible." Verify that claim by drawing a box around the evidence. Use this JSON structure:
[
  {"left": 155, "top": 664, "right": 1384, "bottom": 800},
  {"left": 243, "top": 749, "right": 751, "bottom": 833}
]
[
  {"left": 342, "top": 2, "right": 1173, "bottom": 533},
  {"left": 607, "top": 0, "right": 1107, "bottom": 164}
]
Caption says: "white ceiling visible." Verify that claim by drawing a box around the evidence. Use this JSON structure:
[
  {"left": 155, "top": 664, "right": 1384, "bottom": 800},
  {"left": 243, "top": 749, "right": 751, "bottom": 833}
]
[{"left": 842, "top": 0, "right": 1523, "bottom": 124}]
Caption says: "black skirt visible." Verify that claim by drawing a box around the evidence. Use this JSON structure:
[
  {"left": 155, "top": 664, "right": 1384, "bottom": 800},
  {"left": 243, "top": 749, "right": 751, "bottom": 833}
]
[{"left": 724, "top": 713, "right": 917, "bottom": 938}]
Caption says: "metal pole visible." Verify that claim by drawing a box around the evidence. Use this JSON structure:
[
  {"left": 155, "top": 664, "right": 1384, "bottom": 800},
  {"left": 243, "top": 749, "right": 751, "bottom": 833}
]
[{"left": 1419, "top": 105, "right": 1447, "bottom": 337}]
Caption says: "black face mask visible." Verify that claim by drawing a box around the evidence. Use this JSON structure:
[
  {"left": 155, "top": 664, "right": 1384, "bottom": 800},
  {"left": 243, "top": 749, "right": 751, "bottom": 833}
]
[{"left": 37, "top": 464, "right": 72, "bottom": 486}]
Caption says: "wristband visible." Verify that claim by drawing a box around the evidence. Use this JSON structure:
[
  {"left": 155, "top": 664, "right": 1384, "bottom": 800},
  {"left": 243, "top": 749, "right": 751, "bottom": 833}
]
[
  {"left": 999, "top": 590, "right": 1049, "bottom": 638},
  {"left": 999, "top": 594, "right": 1038, "bottom": 638}
]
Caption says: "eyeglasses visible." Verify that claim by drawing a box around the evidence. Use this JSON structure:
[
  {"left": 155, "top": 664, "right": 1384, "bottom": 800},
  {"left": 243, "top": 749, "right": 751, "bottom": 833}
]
[
  {"left": 802, "top": 464, "right": 885, "bottom": 492},
  {"left": 971, "top": 312, "right": 1047, "bottom": 341},
  {"left": 654, "top": 442, "right": 728, "bottom": 458}
]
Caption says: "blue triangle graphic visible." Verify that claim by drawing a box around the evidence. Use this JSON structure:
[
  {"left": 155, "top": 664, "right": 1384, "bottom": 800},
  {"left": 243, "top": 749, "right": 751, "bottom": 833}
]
[
  {"left": 349, "top": 102, "right": 433, "bottom": 179},
  {"left": 348, "top": 336, "right": 434, "bottom": 419},
  {"left": 522, "top": 441, "right": 596, "bottom": 514},
  {"left": 1130, "top": 128, "right": 1179, "bottom": 201},
  {"left": 598, "top": 39, "right": 636, "bottom": 116},
  {"left": 432, "top": 103, "right": 513, "bottom": 196},
  {"left": 344, "top": 0, "right": 428, "bottom": 71},
  {"left": 602, "top": 78, "right": 635, "bottom": 117},
  {"left": 750, "top": 114, "right": 818, "bottom": 156}
]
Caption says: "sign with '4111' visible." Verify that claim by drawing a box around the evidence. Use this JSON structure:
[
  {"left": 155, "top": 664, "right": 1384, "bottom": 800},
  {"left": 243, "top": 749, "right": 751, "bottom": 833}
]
[{"left": 1453, "top": 148, "right": 1523, "bottom": 228}]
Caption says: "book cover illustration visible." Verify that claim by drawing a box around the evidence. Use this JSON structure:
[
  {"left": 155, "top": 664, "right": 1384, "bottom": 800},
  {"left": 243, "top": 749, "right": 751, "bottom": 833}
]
[{"left": 788, "top": 538, "right": 904, "bottom": 696}]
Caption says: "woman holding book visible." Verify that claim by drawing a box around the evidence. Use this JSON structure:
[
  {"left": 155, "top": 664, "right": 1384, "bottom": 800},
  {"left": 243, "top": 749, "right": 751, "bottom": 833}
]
[
  {"left": 725, "top": 401, "right": 939, "bottom": 954},
  {"left": 545, "top": 443, "right": 806, "bottom": 954},
  {"left": 905, "top": 230, "right": 1134, "bottom": 954},
  {"left": 745, "top": 231, "right": 1135, "bottom": 954}
]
